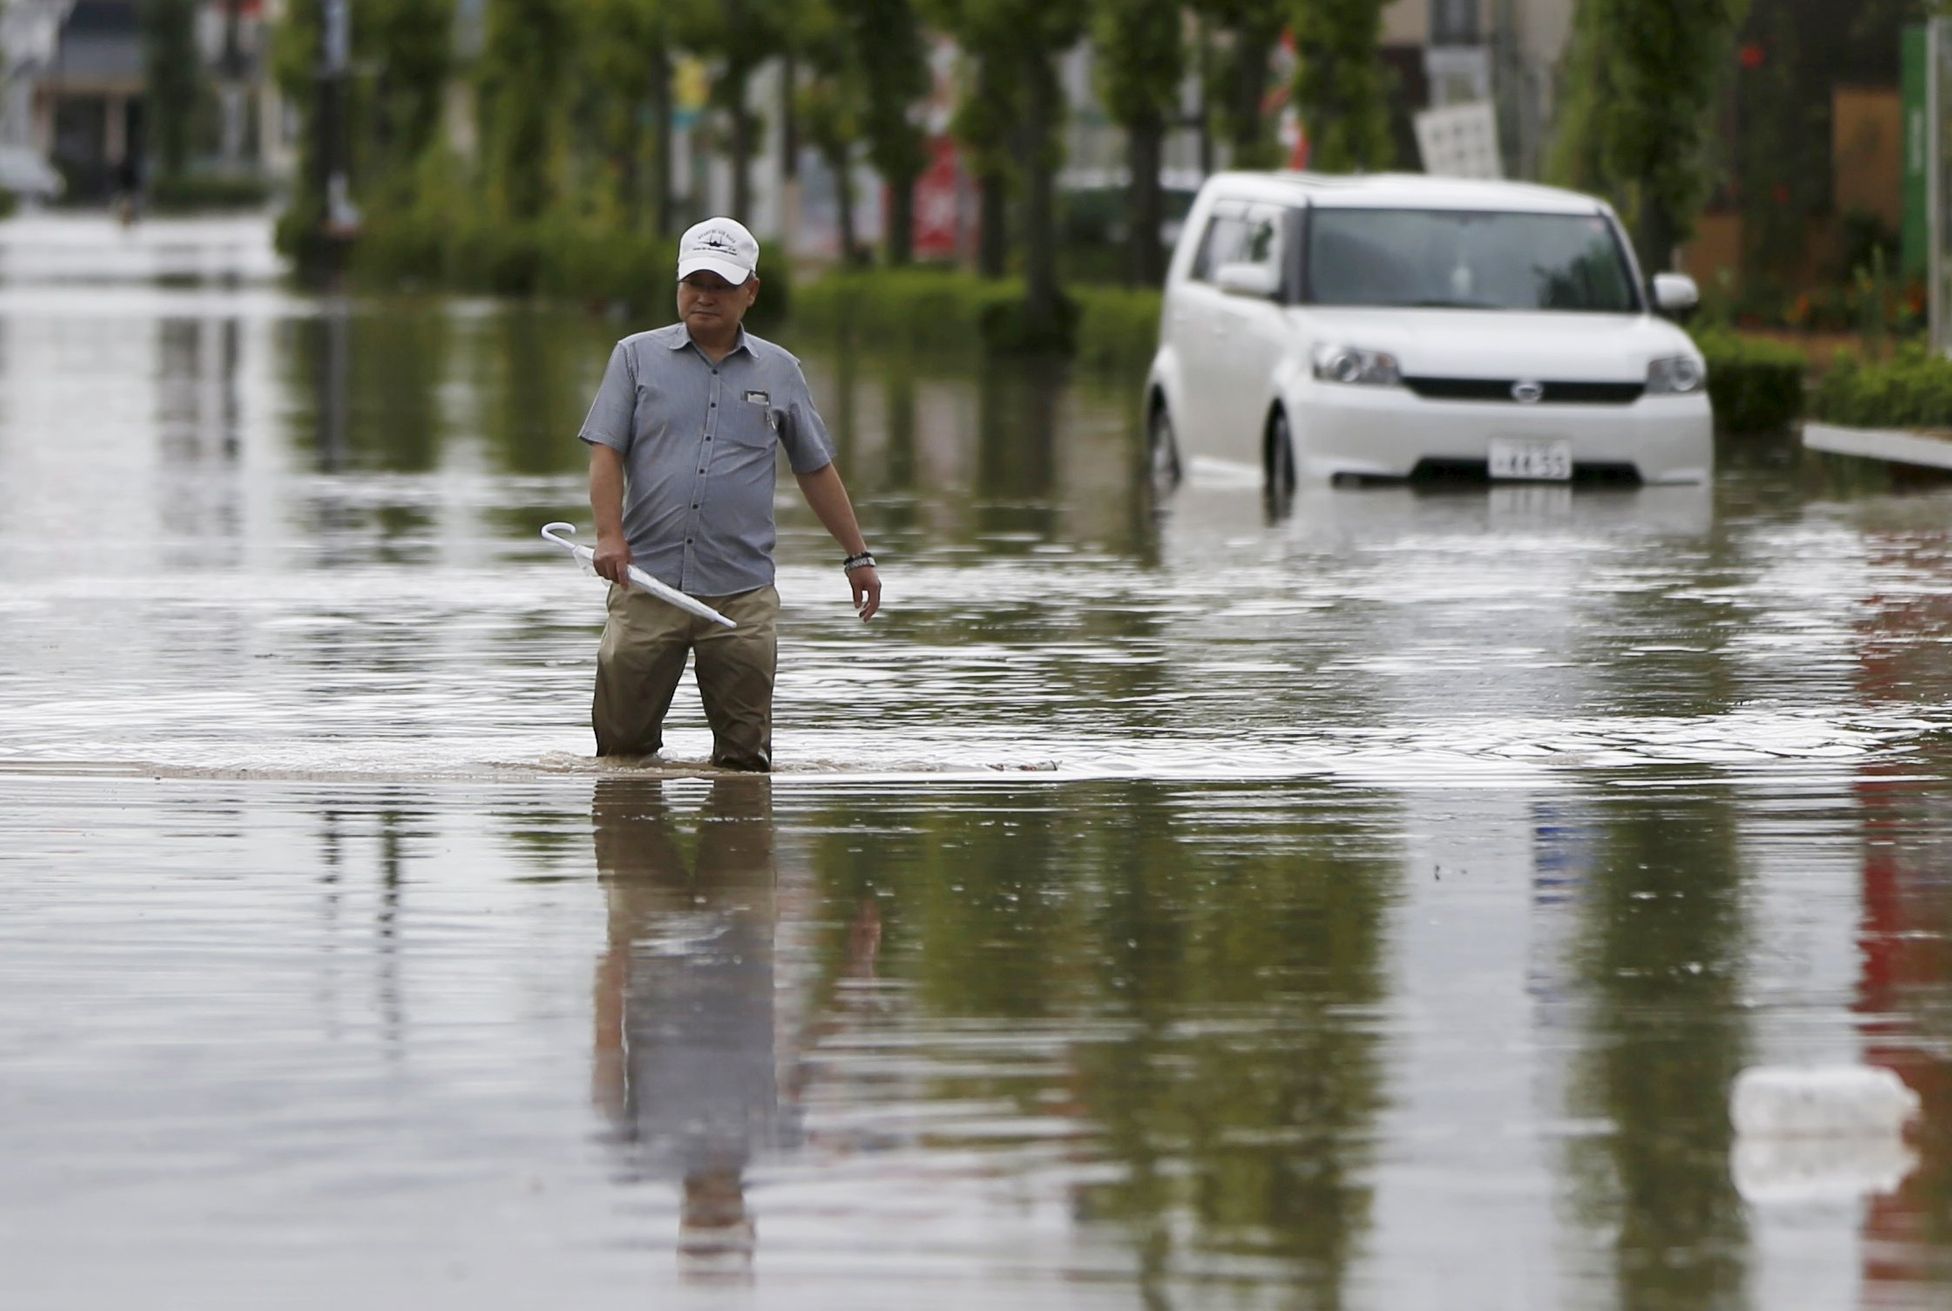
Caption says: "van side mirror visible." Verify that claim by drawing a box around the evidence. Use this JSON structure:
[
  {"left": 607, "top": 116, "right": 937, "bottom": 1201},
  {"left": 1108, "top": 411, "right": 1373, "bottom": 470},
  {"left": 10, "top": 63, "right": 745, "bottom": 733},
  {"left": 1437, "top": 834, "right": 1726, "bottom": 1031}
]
[
  {"left": 1216, "top": 261, "right": 1281, "bottom": 300},
  {"left": 1652, "top": 272, "right": 1700, "bottom": 320}
]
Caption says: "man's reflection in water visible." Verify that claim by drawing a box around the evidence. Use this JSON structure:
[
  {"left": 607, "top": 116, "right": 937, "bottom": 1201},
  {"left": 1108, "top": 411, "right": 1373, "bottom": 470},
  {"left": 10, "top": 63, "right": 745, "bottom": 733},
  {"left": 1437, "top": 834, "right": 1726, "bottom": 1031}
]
[{"left": 590, "top": 777, "right": 791, "bottom": 1279}]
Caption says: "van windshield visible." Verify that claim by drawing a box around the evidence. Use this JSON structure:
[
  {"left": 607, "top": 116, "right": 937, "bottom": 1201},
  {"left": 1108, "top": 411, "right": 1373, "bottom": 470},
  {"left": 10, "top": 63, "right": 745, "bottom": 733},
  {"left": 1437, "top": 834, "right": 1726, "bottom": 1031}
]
[{"left": 1305, "top": 209, "right": 1640, "bottom": 313}]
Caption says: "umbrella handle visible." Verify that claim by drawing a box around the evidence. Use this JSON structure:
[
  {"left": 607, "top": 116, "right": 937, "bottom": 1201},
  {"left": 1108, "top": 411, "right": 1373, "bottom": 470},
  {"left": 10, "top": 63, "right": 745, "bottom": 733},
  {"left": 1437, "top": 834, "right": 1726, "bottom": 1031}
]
[
  {"left": 540, "top": 521, "right": 585, "bottom": 556},
  {"left": 539, "top": 522, "right": 736, "bottom": 630}
]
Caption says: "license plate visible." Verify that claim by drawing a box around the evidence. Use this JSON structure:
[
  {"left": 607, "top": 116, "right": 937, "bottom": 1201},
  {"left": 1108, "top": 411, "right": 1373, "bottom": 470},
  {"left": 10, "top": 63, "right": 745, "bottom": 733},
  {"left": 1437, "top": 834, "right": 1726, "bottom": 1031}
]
[{"left": 1488, "top": 437, "right": 1572, "bottom": 481}]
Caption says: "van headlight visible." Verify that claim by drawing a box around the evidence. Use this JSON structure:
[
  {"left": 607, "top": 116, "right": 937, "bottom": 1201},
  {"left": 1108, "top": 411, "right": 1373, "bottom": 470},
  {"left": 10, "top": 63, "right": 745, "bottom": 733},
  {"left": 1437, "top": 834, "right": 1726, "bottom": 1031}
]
[
  {"left": 1646, "top": 354, "right": 1706, "bottom": 395},
  {"left": 1312, "top": 344, "right": 1402, "bottom": 387}
]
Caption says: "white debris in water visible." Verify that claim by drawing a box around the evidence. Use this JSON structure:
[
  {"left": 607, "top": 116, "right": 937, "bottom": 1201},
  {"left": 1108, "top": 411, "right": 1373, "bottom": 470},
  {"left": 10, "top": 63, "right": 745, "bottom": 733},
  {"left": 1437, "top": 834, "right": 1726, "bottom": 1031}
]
[
  {"left": 1729, "top": 1065, "right": 1922, "bottom": 1205},
  {"left": 1731, "top": 1132, "right": 1919, "bottom": 1206},
  {"left": 1730, "top": 1064, "right": 1920, "bottom": 1138}
]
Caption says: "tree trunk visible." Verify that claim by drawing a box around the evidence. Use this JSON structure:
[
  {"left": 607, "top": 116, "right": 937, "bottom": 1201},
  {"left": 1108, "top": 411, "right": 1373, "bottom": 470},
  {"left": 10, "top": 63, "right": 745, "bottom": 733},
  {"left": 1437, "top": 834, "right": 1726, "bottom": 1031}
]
[
  {"left": 650, "top": 43, "right": 673, "bottom": 236},
  {"left": 729, "top": 70, "right": 753, "bottom": 219},
  {"left": 1128, "top": 116, "right": 1164, "bottom": 287},
  {"left": 1228, "top": 23, "right": 1276, "bottom": 165},
  {"left": 829, "top": 144, "right": 857, "bottom": 264},
  {"left": 780, "top": 53, "right": 799, "bottom": 176},
  {"left": 1195, "top": 15, "right": 1214, "bottom": 176},
  {"left": 978, "top": 174, "right": 1008, "bottom": 277},
  {"left": 1638, "top": 202, "right": 1678, "bottom": 276},
  {"left": 1023, "top": 61, "right": 1060, "bottom": 324},
  {"left": 886, "top": 174, "right": 915, "bottom": 266},
  {"left": 779, "top": 52, "right": 801, "bottom": 263},
  {"left": 618, "top": 141, "right": 639, "bottom": 226}
]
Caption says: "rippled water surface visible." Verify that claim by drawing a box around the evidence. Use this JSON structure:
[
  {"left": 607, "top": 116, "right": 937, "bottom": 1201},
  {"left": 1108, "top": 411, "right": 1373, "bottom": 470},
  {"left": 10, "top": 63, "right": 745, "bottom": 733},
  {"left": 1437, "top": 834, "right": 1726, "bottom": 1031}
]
[{"left": 5, "top": 216, "right": 1952, "bottom": 1308}]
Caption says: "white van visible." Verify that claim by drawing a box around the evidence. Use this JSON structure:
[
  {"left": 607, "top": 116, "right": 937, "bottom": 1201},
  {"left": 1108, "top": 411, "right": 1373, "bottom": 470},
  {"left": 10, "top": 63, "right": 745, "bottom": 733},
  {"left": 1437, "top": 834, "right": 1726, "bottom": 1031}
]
[{"left": 1144, "top": 172, "right": 1713, "bottom": 490}]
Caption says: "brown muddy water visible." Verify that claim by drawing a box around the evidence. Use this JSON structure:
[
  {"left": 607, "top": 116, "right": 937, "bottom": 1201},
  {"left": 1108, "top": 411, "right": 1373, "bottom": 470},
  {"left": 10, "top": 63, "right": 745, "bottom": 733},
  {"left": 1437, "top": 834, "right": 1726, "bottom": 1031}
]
[{"left": 4, "top": 216, "right": 1952, "bottom": 1309}]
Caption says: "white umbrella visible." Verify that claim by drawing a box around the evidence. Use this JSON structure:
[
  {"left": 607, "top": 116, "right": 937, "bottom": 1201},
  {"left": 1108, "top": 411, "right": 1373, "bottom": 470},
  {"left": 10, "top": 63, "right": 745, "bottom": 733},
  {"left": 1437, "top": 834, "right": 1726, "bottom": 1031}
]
[{"left": 541, "top": 523, "right": 736, "bottom": 629}]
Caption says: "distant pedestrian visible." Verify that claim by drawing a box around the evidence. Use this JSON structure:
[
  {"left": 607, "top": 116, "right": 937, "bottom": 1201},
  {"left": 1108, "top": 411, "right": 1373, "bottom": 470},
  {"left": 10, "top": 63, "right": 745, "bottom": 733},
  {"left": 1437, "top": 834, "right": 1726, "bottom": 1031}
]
[{"left": 578, "top": 217, "right": 881, "bottom": 770}]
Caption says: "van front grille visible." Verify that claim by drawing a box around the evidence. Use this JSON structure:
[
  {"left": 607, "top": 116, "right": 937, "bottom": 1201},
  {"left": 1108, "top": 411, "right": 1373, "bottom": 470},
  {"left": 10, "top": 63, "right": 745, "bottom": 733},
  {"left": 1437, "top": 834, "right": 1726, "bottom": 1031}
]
[{"left": 1403, "top": 377, "right": 1646, "bottom": 405}]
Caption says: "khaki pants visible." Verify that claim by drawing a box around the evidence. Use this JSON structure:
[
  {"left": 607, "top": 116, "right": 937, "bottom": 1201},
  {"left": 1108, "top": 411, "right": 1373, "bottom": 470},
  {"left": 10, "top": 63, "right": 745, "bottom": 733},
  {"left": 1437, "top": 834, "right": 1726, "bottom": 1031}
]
[{"left": 593, "top": 584, "right": 779, "bottom": 770}]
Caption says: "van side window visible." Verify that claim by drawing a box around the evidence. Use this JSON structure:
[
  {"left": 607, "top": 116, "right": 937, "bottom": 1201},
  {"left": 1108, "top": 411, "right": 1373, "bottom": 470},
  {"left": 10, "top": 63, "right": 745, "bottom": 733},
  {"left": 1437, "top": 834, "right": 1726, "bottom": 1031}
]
[
  {"left": 1241, "top": 206, "right": 1283, "bottom": 269},
  {"left": 1190, "top": 205, "right": 1250, "bottom": 283}
]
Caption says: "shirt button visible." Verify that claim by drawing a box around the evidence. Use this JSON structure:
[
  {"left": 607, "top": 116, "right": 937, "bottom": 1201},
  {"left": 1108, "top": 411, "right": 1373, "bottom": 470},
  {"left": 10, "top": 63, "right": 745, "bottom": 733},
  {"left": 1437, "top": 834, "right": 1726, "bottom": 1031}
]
[
  {"left": 709, "top": 401, "right": 716, "bottom": 407},
  {"left": 706, "top": 435, "right": 712, "bottom": 441}
]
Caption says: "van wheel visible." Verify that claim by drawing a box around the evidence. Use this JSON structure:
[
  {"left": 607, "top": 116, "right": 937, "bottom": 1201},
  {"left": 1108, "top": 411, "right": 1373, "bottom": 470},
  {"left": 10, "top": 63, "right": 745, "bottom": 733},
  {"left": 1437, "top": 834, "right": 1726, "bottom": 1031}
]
[
  {"left": 1267, "top": 409, "right": 1296, "bottom": 498},
  {"left": 1147, "top": 402, "right": 1183, "bottom": 495}
]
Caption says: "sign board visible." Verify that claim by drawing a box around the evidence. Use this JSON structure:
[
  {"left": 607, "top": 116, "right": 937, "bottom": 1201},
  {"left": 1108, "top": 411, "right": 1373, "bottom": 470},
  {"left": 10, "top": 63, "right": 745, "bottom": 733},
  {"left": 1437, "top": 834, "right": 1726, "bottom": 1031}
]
[{"left": 1415, "top": 101, "right": 1503, "bottom": 180}]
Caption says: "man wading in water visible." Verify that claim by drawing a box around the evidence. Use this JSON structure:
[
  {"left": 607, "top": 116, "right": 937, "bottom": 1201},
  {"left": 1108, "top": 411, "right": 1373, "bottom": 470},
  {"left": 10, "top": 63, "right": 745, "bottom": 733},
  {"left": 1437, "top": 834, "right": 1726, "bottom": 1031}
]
[{"left": 579, "top": 217, "right": 881, "bottom": 770}]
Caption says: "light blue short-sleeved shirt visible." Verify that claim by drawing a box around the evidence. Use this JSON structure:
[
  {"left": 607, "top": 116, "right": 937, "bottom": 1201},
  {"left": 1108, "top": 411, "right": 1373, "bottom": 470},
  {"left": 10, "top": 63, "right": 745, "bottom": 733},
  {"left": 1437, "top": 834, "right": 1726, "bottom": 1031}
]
[{"left": 578, "top": 324, "right": 836, "bottom": 596}]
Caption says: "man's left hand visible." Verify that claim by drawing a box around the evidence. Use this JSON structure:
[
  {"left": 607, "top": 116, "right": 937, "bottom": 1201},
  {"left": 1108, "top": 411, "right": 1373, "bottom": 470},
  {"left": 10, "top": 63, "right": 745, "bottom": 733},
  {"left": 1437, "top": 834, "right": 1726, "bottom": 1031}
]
[{"left": 850, "top": 566, "right": 881, "bottom": 621}]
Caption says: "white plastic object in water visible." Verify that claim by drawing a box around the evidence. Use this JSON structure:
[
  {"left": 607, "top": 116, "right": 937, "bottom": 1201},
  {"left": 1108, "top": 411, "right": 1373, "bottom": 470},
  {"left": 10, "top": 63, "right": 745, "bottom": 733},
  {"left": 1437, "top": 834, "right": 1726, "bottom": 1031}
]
[
  {"left": 1729, "top": 1064, "right": 1920, "bottom": 1139},
  {"left": 540, "top": 523, "right": 735, "bottom": 629},
  {"left": 1731, "top": 1131, "right": 1917, "bottom": 1204}
]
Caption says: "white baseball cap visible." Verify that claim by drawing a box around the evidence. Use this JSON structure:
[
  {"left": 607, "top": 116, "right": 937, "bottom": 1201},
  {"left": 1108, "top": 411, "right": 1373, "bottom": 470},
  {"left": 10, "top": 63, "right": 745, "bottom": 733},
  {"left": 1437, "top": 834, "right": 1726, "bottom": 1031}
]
[{"left": 677, "top": 217, "right": 759, "bottom": 285}]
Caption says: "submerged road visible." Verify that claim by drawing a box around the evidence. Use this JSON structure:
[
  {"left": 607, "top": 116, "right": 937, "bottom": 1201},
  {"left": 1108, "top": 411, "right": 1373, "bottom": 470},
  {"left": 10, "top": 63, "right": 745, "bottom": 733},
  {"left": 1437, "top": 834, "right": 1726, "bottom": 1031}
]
[{"left": 3, "top": 215, "right": 1952, "bottom": 1308}]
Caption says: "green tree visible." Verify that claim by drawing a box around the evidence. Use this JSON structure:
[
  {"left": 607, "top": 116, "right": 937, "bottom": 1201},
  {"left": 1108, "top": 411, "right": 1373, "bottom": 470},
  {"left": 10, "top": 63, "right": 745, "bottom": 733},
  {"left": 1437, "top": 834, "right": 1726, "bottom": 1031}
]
[
  {"left": 582, "top": 0, "right": 676, "bottom": 233},
  {"left": 1548, "top": 0, "right": 1750, "bottom": 273},
  {"left": 1729, "top": 5, "right": 1817, "bottom": 288},
  {"left": 479, "top": 0, "right": 576, "bottom": 223},
  {"left": 1291, "top": 0, "right": 1391, "bottom": 172},
  {"left": 141, "top": 0, "right": 203, "bottom": 183},
  {"left": 364, "top": 0, "right": 453, "bottom": 200},
  {"left": 845, "top": 0, "right": 931, "bottom": 265},
  {"left": 942, "top": 40, "right": 1017, "bottom": 277},
  {"left": 1187, "top": 0, "right": 1286, "bottom": 168},
  {"left": 672, "top": 0, "right": 793, "bottom": 220},
  {"left": 269, "top": 0, "right": 329, "bottom": 262},
  {"left": 795, "top": 0, "right": 868, "bottom": 262},
  {"left": 1091, "top": 0, "right": 1183, "bottom": 286},
  {"left": 927, "top": 0, "right": 1088, "bottom": 327}
]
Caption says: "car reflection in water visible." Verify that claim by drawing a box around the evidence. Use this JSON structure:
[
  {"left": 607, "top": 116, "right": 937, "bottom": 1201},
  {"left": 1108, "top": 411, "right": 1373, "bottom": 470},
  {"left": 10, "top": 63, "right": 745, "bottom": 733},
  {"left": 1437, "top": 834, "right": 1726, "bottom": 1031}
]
[{"left": 590, "top": 777, "right": 792, "bottom": 1280}]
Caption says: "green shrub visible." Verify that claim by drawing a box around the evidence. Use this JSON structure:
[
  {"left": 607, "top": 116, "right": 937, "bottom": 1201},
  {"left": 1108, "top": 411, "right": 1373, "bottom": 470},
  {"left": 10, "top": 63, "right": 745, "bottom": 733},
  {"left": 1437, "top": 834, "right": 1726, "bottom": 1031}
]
[
  {"left": 794, "top": 267, "right": 1154, "bottom": 359},
  {"left": 979, "top": 288, "right": 1077, "bottom": 354},
  {"left": 1073, "top": 287, "right": 1163, "bottom": 374},
  {"left": 1693, "top": 329, "right": 1806, "bottom": 434},
  {"left": 794, "top": 267, "right": 1015, "bottom": 350},
  {"left": 1809, "top": 346, "right": 1952, "bottom": 430},
  {"left": 335, "top": 209, "right": 788, "bottom": 326},
  {"left": 0, "top": 189, "right": 16, "bottom": 220},
  {"left": 149, "top": 172, "right": 274, "bottom": 212}
]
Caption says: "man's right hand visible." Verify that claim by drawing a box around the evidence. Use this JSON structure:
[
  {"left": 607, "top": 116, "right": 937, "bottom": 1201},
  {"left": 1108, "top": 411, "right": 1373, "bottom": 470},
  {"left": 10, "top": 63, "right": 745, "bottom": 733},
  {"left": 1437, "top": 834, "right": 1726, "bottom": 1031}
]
[{"left": 593, "top": 535, "right": 633, "bottom": 586}]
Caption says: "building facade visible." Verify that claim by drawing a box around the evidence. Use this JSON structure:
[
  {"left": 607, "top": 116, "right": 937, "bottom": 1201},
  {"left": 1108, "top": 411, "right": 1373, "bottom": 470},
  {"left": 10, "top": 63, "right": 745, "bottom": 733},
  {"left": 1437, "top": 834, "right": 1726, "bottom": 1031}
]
[{"left": 1, "top": 0, "right": 276, "bottom": 202}]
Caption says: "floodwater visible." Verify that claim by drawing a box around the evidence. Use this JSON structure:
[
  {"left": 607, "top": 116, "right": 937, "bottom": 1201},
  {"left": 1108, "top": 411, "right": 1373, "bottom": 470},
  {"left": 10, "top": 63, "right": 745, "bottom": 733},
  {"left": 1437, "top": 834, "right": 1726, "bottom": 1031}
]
[{"left": 3, "top": 215, "right": 1952, "bottom": 1309}]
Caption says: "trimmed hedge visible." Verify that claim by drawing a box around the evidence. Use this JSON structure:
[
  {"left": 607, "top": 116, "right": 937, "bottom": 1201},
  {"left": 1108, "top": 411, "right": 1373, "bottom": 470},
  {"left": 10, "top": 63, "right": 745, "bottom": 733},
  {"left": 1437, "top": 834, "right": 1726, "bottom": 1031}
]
[
  {"left": 793, "top": 268, "right": 1033, "bottom": 350},
  {"left": 148, "top": 172, "right": 274, "bottom": 213},
  {"left": 1810, "top": 347, "right": 1952, "bottom": 430},
  {"left": 1074, "top": 287, "right": 1165, "bottom": 374},
  {"left": 793, "top": 267, "right": 1157, "bottom": 364},
  {"left": 1692, "top": 329, "right": 1807, "bottom": 434},
  {"left": 314, "top": 214, "right": 789, "bottom": 326}
]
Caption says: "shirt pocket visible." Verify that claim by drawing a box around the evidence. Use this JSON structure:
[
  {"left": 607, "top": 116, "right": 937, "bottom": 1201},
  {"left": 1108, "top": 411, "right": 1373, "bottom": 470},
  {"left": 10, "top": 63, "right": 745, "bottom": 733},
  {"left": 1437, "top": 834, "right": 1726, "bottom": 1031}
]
[{"left": 722, "top": 389, "right": 780, "bottom": 449}]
